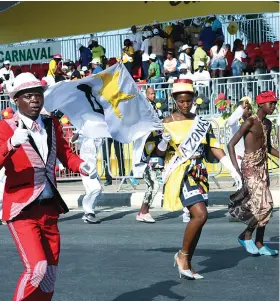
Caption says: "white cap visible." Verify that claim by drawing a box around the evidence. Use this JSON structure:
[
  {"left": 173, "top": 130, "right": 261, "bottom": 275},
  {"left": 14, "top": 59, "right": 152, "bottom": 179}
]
[
  {"left": 181, "top": 44, "right": 192, "bottom": 51},
  {"left": 77, "top": 43, "right": 83, "bottom": 49},
  {"left": 91, "top": 59, "right": 100, "bottom": 64},
  {"left": 209, "top": 14, "right": 215, "bottom": 18},
  {"left": 153, "top": 20, "right": 159, "bottom": 25},
  {"left": 80, "top": 71, "right": 85, "bottom": 76},
  {"left": 153, "top": 28, "right": 159, "bottom": 35},
  {"left": 205, "top": 22, "right": 212, "bottom": 27},
  {"left": 178, "top": 63, "right": 188, "bottom": 70},
  {"left": 147, "top": 31, "right": 153, "bottom": 37},
  {"left": 149, "top": 53, "right": 157, "bottom": 60},
  {"left": 198, "top": 61, "right": 205, "bottom": 67},
  {"left": 143, "top": 31, "right": 149, "bottom": 38},
  {"left": 61, "top": 65, "right": 68, "bottom": 70},
  {"left": 4, "top": 60, "right": 10, "bottom": 65},
  {"left": 82, "top": 66, "right": 88, "bottom": 71},
  {"left": 67, "top": 72, "right": 72, "bottom": 76},
  {"left": 193, "top": 18, "right": 201, "bottom": 26}
]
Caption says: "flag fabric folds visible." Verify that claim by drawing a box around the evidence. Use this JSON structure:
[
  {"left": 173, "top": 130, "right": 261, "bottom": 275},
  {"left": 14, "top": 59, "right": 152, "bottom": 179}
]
[{"left": 44, "top": 63, "right": 163, "bottom": 144}]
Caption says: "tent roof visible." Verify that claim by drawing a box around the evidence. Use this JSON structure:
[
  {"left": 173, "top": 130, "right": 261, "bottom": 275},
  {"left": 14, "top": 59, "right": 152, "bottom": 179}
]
[{"left": 0, "top": 1, "right": 278, "bottom": 44}]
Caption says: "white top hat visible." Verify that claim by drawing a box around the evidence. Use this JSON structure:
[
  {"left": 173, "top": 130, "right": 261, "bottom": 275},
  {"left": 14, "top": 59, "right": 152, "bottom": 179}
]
[
  {"left": 153, "top": 28, "right": 159, "bottom": 35},
  {"left": 91, "top": 59, "right": 100, "bottom": 64},
  {"left": 3, "top": 60, "right": 10, "bottom": 65},
  {"left": 149, "top": 53, "right": 157, "bottom": 60},
  {"left": 181, "top": 44, "right": 192, "bottom": 51},
  {"left": 9, "top": 72, "right": 47, "bottom": 99},
  {"left": 82, "top": 66, "right": 88, "bottom": 72},
  {"left": 193, "top": 18, "right": 201, "bottom": 26}
]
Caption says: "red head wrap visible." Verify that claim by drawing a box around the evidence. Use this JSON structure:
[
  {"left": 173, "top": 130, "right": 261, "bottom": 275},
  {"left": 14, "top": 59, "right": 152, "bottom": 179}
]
[{"left": 256, "top": 91, "right": 277, "bottom": 105}]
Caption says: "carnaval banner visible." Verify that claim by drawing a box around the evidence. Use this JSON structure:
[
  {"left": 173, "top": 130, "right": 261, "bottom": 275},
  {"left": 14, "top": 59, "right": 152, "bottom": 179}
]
[
  {"left": 0, "top": 1, "right": 278, "bottom": 44},
  {"left": 44, "top": 63, "right": 162, "bottom": 144},
  {"left": 0, "top": 42, "right": 61, "bottom": 65}
]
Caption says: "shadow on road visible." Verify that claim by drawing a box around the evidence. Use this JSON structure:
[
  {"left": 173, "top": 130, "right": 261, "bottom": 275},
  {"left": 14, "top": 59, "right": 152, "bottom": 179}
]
[
  {"left": 145, "top": 244, "right": 279, "bottom": 275},
  {"left": 100, "top": 210, "right": 139, "bottom": 222},
  {"left": 110, "top": 280, "right": 184, "bottom": 301},
  {"left": 59, "top": 212, "right": 84, "bottom": 222}
]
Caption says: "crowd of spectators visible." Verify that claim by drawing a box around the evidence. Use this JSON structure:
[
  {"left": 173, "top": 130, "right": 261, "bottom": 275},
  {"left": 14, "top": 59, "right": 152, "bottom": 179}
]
[{"left": 0, "top": 15, "right": 279, "bottom": 95}]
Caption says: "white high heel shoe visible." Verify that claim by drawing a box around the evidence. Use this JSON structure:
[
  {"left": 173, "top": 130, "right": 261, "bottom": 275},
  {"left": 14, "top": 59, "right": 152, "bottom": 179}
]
[
  {"left": 192, "top": 273, "right": 204, "bottom": 280},
  {"left": 174, "top": 250, "right": 194, "bottom": 279}
]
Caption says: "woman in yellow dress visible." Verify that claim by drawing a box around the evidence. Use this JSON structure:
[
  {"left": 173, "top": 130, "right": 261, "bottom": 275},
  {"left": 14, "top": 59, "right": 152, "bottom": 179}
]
[{"left": 157, "top": 79, "right": 242, "bottom": 280}]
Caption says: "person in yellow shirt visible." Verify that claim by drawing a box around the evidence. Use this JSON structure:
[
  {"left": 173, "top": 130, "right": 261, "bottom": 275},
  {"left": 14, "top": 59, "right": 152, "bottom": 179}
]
[
  {"left": 90, "top": 40, "right": 105, "bottom": 64},
  {"left": 46, "top": 54, "right": 62, "bottom": 85},
  {"left": 165, "top": 23, "right": 175, "bottom": 51},
  {"left": 47, "top": 54, "right": 62, "bottom": 77},
  {"left": 122, "top": 39, "right": 134, "bottom": 76},
  {"left": 193, "top": 41, "right": 208, "bottom": 71}
]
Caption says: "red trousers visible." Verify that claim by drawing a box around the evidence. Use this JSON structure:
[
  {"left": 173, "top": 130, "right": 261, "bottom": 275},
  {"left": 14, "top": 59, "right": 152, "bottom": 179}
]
[{"left": 8, "top": 203, "right": 60, "bottom": 301}]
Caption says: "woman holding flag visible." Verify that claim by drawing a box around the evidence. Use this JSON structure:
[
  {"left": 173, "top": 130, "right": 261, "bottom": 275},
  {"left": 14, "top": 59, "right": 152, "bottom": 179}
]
[{"left": 157, "top": 79, "right": 242, "bottom": 280}]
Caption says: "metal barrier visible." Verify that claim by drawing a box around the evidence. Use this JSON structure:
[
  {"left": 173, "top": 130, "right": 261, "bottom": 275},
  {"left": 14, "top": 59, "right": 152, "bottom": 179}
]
[{"left": 136, "top": 73, "right": 280, "bottom": 116}]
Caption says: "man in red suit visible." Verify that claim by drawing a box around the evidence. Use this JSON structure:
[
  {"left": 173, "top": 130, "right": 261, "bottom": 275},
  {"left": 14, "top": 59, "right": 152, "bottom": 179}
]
[{"left": 0, "top": 73, "right": 95, "bottom": 301}]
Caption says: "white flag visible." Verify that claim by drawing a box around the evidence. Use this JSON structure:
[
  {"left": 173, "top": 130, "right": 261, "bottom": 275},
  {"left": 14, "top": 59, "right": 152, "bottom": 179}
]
[{"left": 44, "top": 63, "right": 162, "bottom": 143}]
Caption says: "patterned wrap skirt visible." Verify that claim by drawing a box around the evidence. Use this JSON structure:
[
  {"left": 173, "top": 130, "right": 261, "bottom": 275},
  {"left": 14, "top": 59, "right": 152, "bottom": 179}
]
[{"left": 228, "top": 145, "right": 273, "bottom": 228}]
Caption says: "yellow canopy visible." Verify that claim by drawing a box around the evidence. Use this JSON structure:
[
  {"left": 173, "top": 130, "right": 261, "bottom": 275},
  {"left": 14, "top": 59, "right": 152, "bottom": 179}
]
[{"left": 0, "top": 1, "right": 278, "bottom": 44}]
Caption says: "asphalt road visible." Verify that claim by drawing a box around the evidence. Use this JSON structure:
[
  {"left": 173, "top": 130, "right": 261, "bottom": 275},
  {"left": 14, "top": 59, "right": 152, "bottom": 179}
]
[{"left": 0, "top": 207, "right": 279, "bottom": 301}]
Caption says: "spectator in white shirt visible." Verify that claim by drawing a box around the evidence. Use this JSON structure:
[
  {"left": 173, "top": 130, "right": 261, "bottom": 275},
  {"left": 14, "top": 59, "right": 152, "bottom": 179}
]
[
  {"left": 193, "top": 62, "right": 211, "bottom": 86},
  {"left": 0, "top": 60, "right": 14, "bottom": 92},
  {"left": 178, "top": 63, "right": 193, "bottom": 80},
  {"left": 227, "top": 98, "right": 252, "bottom": 168},
  {"left": 149, "top": 28, "right": 165, "bottom": 75},
  {"left": 164, "top": 51, "right": 178, "bottom": 79},
  {"left": 129, "top": 25, "right": 142, "bottom": 67},
  {"left": 178, "top": 44, "right": 193, "bottom": 72},
  {"left": 210, "top": 39, "right": 227, "bottom": 78},
  {"left": 141, "top": 31, "right": 152, "bottom": 80},
  {"left": 231, "top": 39, "right": 247, "bottom": 76}
]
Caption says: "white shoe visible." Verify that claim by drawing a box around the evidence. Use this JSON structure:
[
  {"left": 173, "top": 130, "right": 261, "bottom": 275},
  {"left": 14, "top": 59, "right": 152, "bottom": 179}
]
[
  {"left": 174, "top": 251, "right": 194, "bottom": 279},
  {"left": 183, "top": 212, "right": 190, "bottom": 223},
  {"left": 136, "top": 213, "right": 155, "bottom": 223},
  {"left": 192, "top": 273, "right": 204, "bottom": 280}
]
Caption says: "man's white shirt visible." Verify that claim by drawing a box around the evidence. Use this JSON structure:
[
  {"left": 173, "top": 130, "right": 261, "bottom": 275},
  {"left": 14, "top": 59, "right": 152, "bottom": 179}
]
[
  {"left": 19, "top": 113, "right": 54, "bottom": 199},
  {"left": 129, "top": 32, "right": 142, "bottom": 52}
]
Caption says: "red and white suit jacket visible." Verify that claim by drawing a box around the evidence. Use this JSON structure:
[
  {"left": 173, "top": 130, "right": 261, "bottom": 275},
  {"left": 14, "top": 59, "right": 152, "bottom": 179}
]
[{"left": 0, "top": 112, "right": 83, "bottom": 221}]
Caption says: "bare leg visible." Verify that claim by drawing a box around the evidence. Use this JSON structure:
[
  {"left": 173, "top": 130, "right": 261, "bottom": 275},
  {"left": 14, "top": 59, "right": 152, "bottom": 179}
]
[
  {"left": 255, "top": 226, "right": 266, "bottom": 249},
  {"left": 177, "top": 202, "right": 208, "bottom": 273},
  {"left": 238, "top": 226, "right": 256, "bottom": 240},
  {"left": 211, "top": 70, "right": 217, "bottom": 78},
  {"left": 140, "top": 203, "right": 149, "bottom": 214},
  {"left": 219, "top": 69, "right": 225, "bottom": 78}
]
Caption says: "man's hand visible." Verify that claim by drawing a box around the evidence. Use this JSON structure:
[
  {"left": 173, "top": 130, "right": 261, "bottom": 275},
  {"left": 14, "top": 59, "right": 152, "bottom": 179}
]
[
  {"left": 79, "top": 162, "right": 97, "bottom": 178},
  {"left": 11, "top": 120, "right": 29, "bottom": 147}
]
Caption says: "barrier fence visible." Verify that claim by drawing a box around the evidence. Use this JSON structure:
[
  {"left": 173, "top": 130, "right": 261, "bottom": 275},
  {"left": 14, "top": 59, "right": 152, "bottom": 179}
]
[
  {"left": 57, "top": 115, "right": 279, "bottom": 190},
  {"left": 0, "top": 73, "right": 279, "bottom": 187}
]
